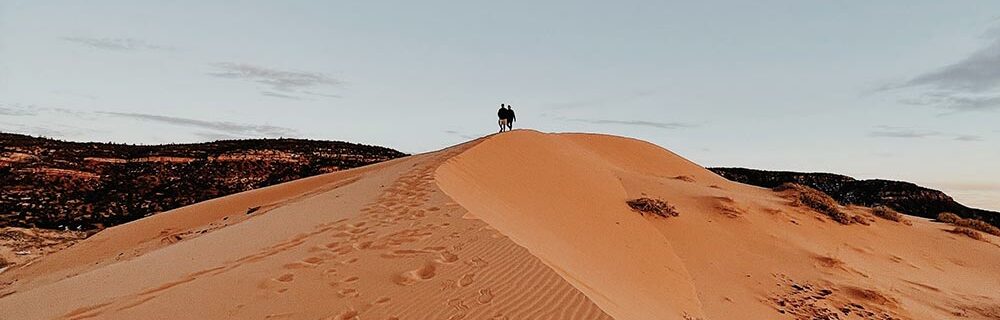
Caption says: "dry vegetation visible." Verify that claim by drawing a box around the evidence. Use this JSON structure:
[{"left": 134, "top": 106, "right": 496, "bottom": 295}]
[
  {"left": 949, "top": 227, "right": 985, "bottom": 241},
  {"left": 672, "top": 175, "right": 696, "bottom": 182},
  {"left": 937, "top": 212, "right": 961, "bottom": 224},
  {"left": 774, "top": 183, "right": 866, "bottom": 225},
  {"left": 627, "top": 198, "right": 679, "bottom": 218},
  {"left": 0, "top": 256, "right": 9, "bottom": 269},
  {"left": 954, "top": 219, "right": 1000, "bottom": 237},
  {"left": 937, "top": 212, "right": 1000, "bottom": 237},
  {"left": 872, "top": 206, "right": 911, "bottom": 225}
]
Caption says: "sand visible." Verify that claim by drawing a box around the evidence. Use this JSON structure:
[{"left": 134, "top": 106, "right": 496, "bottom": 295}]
[{"left": 1, "top": 130, "right": 998, "bottom": 320}]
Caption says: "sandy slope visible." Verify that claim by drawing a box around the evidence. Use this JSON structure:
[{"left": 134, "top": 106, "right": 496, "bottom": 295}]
[{"left": 1, "top": 130, "right": 998, "bottom": 320}]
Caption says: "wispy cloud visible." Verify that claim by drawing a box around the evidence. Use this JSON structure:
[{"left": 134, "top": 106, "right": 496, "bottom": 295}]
[
  {"left": 62, "top": 36, "right": 169, "bottom": 51},
  {"left": 566, "top": 118, "right": 697, "bottom": 130},
  {"left": 868, "top": 126, "right": 940, "bottom": 139},
  {"left": 868, "top": 125, "right": 986, "bottom": 142},
  {"left": 954, "top": 134, "right": 985, "bottom": 142},
  {"left": 302, "top": 91, "right": 343, "bottom": 99},
  {"left": 900, "top": 92, "right": 1000, "bottom": 113},
  {"left": 0, "top": 105, "right": 38, "bottom": 116},
  {"left": 98, "top": 112, "right": 297, "bottom": 137},
  {"left": 881, "top": 27, "right": 1000, "bottom": 112},
  {"left": 208, "top": 63, "right": 343, "bottom": 99},
  {"left": 893, "top": 42, "right": 1000, "bottom": 93},
  {"left": 261, "top": 91, "right": 304, "bottom": 100}
]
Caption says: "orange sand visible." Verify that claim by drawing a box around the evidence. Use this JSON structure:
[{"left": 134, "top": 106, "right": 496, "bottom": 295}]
[{"left": 1, "top": 130, "right": 998, "bottom": 319}]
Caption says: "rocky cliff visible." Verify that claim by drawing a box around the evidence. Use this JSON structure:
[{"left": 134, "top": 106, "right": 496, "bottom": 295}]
[
  {"left": 0, "top": 133, "right": 406, "bottom": 230},
  {"left": 709, "top": 167, "right": 999, "bottom": 228}
]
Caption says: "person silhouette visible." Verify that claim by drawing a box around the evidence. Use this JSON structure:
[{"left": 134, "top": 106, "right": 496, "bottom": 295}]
[
  {"left": 506, "top": 105, "right": 515, "bottom": 131},
  {"left": 497, "top": 104, "right": 509, "bottom": 133}
]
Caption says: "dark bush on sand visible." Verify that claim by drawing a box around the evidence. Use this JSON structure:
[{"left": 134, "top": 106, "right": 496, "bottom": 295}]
[
  {"left": 774, "top": 183, "right": 857, "bottom": 225},
  {"left": 627, "top": 198, "right": 679, "bottom": 218}
]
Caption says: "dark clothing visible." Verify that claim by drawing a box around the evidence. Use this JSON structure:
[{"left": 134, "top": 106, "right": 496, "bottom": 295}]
[
  {"left": 506, "top": 108, "right": 515, "bottom": 130},
  {"left": 498, "top": 107, "right": 509, "bottom": 132}
]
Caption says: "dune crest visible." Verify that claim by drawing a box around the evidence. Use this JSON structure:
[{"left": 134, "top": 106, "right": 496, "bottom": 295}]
[
  {"left": 2, "top": 130, "right": 999, "bottom": 320},
  {"left": 436, "top": 132, "right": 707, "bottom": 320}
]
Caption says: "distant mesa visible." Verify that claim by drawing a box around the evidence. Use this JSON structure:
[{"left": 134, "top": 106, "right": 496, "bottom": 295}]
[
  {"left": 709, "top": 167, "right": 999, "bottom": 228},
  {"left": 0, "top": 132, "right": 407, "bottom": 231}
]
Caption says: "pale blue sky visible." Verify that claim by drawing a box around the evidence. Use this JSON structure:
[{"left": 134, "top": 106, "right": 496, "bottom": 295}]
[{"left": 1, "top": 1, "right": 998, "bottom": 210}]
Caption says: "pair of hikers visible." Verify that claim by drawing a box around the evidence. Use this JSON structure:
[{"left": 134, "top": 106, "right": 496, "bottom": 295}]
[{"left": 497, "top": 104, "right": 516, "bottom": 132}]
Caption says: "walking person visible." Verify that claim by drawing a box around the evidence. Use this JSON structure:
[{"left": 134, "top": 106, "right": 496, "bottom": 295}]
[
  {"left": 506, "top": 105, "right": 515, "bottom": 131},
  {"left": 497, "top": 104, "right": 510, "bottom": 133}
]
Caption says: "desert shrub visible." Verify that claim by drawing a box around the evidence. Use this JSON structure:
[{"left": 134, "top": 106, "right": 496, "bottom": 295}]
[
  {"left": 774, "top": 183, "right": 853, "bottom": 224},
  {"left": 954, "top": 218, "right": 1000, "bottom": 237},
  {"left": 935, "top": 212, "right": 999, "bottom": 237},
  {"left": 0, "top": 256, "right": 9, "bottom": 269},
  {"left": 937, "top": 212, "right": 961, "bottom": 224},
  {"left": 949, "top": 227, "right": 985, "bottom": 241},
  {"left": 872, "top": 206, "right": 911, "bottom": 225},
  {"left": 673, "top": 175, "right": 696, "bottom": 182},
  {"left": 627, "top": 198, "right": 679, "bottom": 218},
  {"left": 850, "top": 215, "right": 872, "bottom": 226}
]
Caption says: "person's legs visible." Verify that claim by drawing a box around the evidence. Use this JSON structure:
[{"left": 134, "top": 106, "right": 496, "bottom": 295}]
[
  {"left": 498, "top": 119, "right": 507, "bottom": 132},
  {"left": 507, "top": 121, "right": 513, "bottom": 131}
]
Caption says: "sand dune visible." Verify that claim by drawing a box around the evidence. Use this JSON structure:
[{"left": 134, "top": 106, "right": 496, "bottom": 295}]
[{"left": 1, "top": 130, "right": 998, "bottom": 319}]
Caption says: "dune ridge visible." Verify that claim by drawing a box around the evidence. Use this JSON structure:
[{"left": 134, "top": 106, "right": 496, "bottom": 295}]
[{"left": 1, "top": 130, "right": 998, "bottom": 320}]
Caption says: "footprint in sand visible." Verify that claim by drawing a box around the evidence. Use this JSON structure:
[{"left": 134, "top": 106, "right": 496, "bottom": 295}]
[
  {"left": 440, "top": 280, "right": 458, "bottom": 291},
  {"left": 374, "top": 297, "right": 391, "bottom": 305},
  {"left": 446, "top": 299, "right": 470, "bottom": 320},
  {"left": 331, "top": 232, "right": 353, "bottom": 239},
  {"left": 383, "top": 249, "right": 433, "bottom": 258},
  {"left": 353, "top": 241, "right": 374, "bottom": 250},
  {"left": 335, "top": 310, "right": 359, "bottom": 320},
  {"left": 304, "top": 256, "right": 324, "bottom": 264},
  {"left": 337, "top": 288, "right": 360, "bottom": 298},
  {"left": 283, "top": 257, "right": 324, "bottom": 269},
  {"left": 276, "top": 274, "right": 295, "bottom": 283},
  {"left": 393, "top": 263, "right": 437, "bottom": 286},
  {"left": 477, "top": 289, "right": 494, "bottom": 304},
  {"left": 458, "top": 273, "right": 475, "bottom": 287},
  {"left": 465, "top": 258, "right": 488, "bottom": 268},
  {"left": 448, "top": 298, "right": 470, "bottom": 312},
  {"left": 437, "top": 251, "right": 459, "bottom": 264},
  {"left": 343, "top": 276, "right": 360, "bottom": 283}
]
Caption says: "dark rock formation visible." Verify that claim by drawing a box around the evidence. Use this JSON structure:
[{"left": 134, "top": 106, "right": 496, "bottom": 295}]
[
  {"left": 709, "top": 167, "right": 999, "bottom": 228},
  {"left": 0, "top": 133, "right": 406, "bottom": 230}
]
